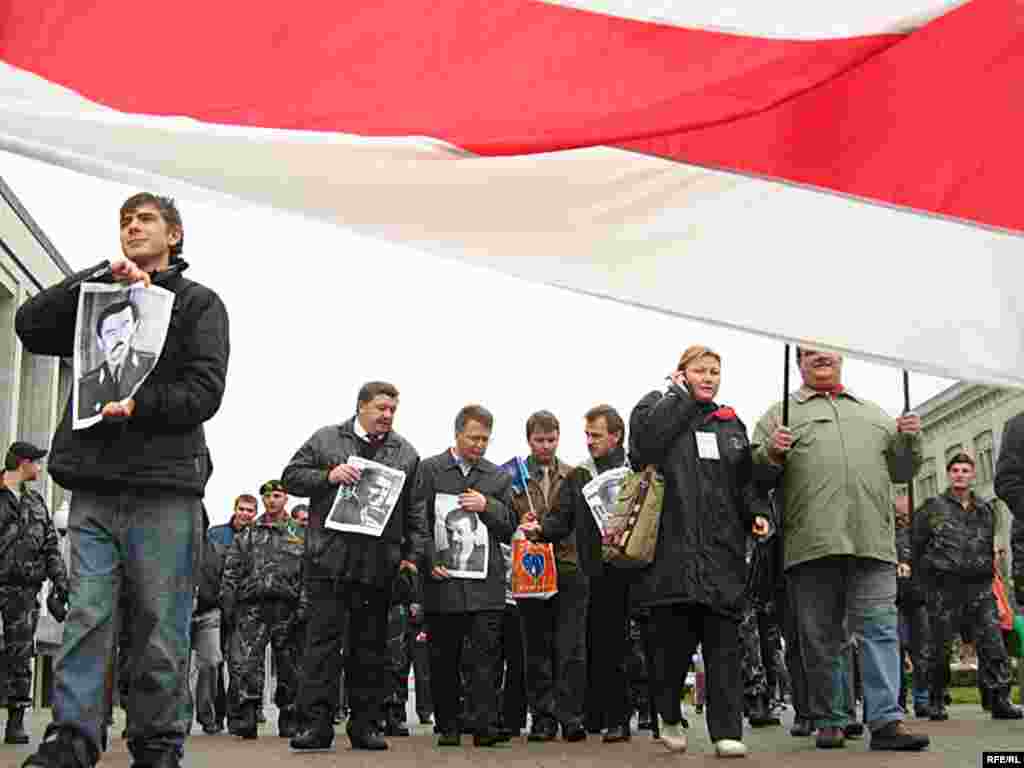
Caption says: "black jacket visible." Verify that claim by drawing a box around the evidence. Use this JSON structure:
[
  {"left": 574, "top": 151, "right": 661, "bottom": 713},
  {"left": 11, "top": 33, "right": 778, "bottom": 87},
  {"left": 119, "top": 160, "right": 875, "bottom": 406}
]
[
  {"left": 912, "top": 491, "right": 996, "bottom": 583},
  {"left": 1012, "top": 515, "right": 1023, "bottom": 589},
  {"left": 0, "top": 486, "right": 68, "bottom": 592},
  {"left": 543, "top": 445, "right": 627, "bottom": 579},
  {"left": 282, "top": 419, "right": 423, "bottom": 590},
  {"left": 996, "top": 412, "right": 1024, "bottom": 525},
  {"left": 413, "top": 451, "right": 516, "bottom": 615},
  {"left": 14, "top": 259, "right": 229, "bottom": 497},
  {"left": 196, "top": 527, "right": 227, "bottom": 615},
  {"left": 221, "top": 516, "right": 305, "bottom": 615},
  {"left": 628, "top": 386, "right": 758, "bottom": 619}
]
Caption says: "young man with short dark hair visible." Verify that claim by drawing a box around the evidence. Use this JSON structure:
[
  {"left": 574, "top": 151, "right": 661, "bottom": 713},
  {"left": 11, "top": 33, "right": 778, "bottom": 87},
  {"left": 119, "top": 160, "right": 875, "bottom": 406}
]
[{"left": 16, "top": 192, "right": 229, "bottom": 768}]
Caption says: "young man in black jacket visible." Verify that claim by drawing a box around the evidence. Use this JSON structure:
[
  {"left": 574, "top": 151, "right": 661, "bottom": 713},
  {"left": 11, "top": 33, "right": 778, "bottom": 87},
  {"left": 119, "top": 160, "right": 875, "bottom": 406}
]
[
  {"left": 283, "top": 381, "right": 424, "bottom": 751},
  {"left": 414, "top": 404, "right": 516, "bottom": 748},
  {"left": 15, "top": 193, "right": 229, "bottom": 768}
]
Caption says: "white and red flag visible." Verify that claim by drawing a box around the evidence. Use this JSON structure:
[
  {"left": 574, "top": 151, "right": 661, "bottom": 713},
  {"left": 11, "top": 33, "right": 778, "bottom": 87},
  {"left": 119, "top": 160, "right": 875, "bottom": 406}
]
[{"left": 1, "top": 1, "right": 1021, "bottom": 383}]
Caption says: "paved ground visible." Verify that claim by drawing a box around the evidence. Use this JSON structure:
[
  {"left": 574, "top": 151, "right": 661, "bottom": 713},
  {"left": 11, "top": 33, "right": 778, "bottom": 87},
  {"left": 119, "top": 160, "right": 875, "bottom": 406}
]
[{"left": 5, "top": 705, "right": 1021, "bottom": 768}]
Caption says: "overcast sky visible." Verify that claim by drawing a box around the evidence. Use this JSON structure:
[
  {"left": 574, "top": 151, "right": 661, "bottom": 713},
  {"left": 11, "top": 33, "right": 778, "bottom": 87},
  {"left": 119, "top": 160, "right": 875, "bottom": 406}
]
[{"left": 1, "top": 150, "right": 955, "bottom": 524}]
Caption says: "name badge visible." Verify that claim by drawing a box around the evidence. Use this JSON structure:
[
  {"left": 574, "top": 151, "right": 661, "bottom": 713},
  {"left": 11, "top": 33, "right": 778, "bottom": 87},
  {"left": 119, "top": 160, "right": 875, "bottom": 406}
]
[{"left": 696, "top": 431, "right": 720, "bottom": 460}]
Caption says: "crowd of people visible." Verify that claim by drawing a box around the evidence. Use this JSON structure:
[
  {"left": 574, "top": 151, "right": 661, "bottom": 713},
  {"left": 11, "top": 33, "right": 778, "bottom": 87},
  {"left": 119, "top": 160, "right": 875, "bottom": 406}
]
[{"left": 0, "top": 192, "right": 1022, "bottom": 768}]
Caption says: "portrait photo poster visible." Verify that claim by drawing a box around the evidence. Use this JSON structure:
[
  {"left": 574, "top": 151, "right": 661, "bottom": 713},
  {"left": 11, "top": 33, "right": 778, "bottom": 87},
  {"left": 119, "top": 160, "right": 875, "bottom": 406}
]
[
  {"left": 582, "top": 466, "right": 630, "bottom": 536},
  {"left": 434, "top": 492, "right": 488, "bottom": 580},
  {"left": 325, "top": 456, "right": 407, "bottom": 536},
  {"left": 72, "top": 282, "right": 173, "bottom": 430}
]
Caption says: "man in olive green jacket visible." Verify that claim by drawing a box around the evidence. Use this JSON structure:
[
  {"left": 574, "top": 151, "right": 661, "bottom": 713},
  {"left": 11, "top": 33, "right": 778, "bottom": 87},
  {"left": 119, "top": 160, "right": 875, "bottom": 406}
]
[{"left": 752, "top": 346, "right": 929, "bottom": 753}]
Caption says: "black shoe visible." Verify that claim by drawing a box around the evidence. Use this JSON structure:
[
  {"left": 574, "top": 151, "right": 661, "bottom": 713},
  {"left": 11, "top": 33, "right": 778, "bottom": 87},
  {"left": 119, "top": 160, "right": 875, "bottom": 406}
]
[
  {"left": 747, "top": 696, "right": 781, "bottom": 727},
  {"left": 236, "top": 703, "right": 258, "bottom": 739},
  {"left": 695, "top": 704, "right": 704, "bottom": 714},
  {"left": 914, "top": 705, "right": 932, "bottom": 719},
  {"left": 498, "top": 726, "right": 520, "bottom": 739},
  {"left": 991, "top": 695, "right": 1023, "bottom": 720},
  {"left": 527, "top": 721, "right": 557, "bottom": 742},
  {"left": 843, "top": 722, "right": 864, "bottom": 739},
  {"left": 437, "top": 731, "right": 461, "bottom": 747},
  {"left": 5, "top": 707, "right": 30, "bottom": 745},
  {"left": 419, "top": 714, "right": 433, "bottom": 726},
  {"left": 289, "top": 714, "right": 335, "bottom": 753},
  {"left": 200, "top": 722, "right": 223, "bottom": 735},
  {"left": 384, "top": 716, "right": 410, "bottom": 737},
  {"left": 815, "top": 726, "right": 845, "bottom": 749},
  {"left": 21, "top": 724, "right": 99, "bottom": 768},
  {"left": 473, "top": 731, "right": 505, "bottom": 747},
  {"left": 869, "top": 721, "right": 929, "bottom": 751},
  {"left": 278, "top": 707, "right": 299, "bottom": 738},
  {"left": 563, "top": 721, "right": 586, "bottom": 742},
  {"left": 602, "top": 724, "right": 631, "bottom": 743},
  {"left": 981, "top": 687, "right": 992, "bottom": 712},
  {"left": 790, "top": 717, "right": 814, "bottom": 737},
  {"left": 929, "top": 707, "right": 948, "bottom": 721},
  {"left": 347, "top": 722, "right": 388, "bottom": 751},
  {"left": 130, "top": 749, "right": 181, "bottom": 768},
  {"left": 636, "top": 717, "right": 653, "bottom": 731}
]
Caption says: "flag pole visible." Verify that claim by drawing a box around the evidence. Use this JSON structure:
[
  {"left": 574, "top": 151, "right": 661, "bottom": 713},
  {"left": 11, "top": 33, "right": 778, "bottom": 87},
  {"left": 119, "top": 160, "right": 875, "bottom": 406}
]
[
  {"left": 903, "top": 369, "right": 916, "bottom": 513},
  {"left": 782, "top": 344, "right": 791, "bottom": 427}
]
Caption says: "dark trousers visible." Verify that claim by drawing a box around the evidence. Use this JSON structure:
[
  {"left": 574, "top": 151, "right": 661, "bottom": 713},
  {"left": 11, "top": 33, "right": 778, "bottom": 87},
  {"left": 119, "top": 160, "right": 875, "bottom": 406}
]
[
  {"left": 649, "top": 603, "right": 742, "bottom": 742},
  {"left": 778, "top": 581, "right": 809, "bottom": 719},
  {"left": 298, "top": 580, "right": 390, "bottom": 727},
  {"left": 518, "top": 568, "right": 589, "bottom": 728},
  {"left": 0, "top": 585, "right": 41, "bottom": 706},
  {"left": 406, "top": 620, "right": 433, "bottom": 718},
  {"left": 497, "top": 604, "right": 526, "bottom": 730},
  {"left": 588, "top": 568, "right": 631, "bottom": 729},
  {"left": 232, "top": 600, "right": 300, "bottom": 709},
  {"left": 428, "top": 610, "right": 502, "bottom": 735},
  {"left": 924, "top": 579, "right": 1010, "bottom": 702}
]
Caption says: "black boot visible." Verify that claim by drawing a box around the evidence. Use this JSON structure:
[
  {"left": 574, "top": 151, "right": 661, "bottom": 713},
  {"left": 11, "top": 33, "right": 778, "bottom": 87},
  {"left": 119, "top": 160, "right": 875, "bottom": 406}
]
[
  {"left": 290, "top": 709, "right": 335, "bottom": 752},
  {"left": 981, "top": 686, "right": 992, "bottom": 712},
  {"left": 277, "top": 707, "right": 299, "bottom": 738},
  {"left": 347, "top": 720, "right": 388, "bottom": 750},
  {"left": 928, "top": 690, "right": 948, "bottom": 721},
  {"left": 747, "top": 695, "right": 781, "bottom": 727},
  {"left": 236, "top": 702, "right": 258, "bottom": 739},
  {"left": 991, "top": 689, "right": 1023, "bottom": 720},
  {"left": 5, "top": 706, "right": 30, "bottom": 745},
  {"left": 383, "top": 707, "right": 410, "bottom": 737}
]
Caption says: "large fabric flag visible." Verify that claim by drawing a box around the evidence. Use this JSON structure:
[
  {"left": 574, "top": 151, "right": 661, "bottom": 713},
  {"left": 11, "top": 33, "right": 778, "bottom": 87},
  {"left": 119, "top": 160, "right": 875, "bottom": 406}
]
[{"left": 2, "top": 1, "right": 1022, "bottom": 384}]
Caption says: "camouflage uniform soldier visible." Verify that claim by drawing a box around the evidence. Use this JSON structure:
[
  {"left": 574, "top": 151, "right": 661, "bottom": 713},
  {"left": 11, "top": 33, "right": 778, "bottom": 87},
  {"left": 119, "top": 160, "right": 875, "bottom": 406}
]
[
  {"left": 1, "top": 442, "right": 69, "bottom": 745},
  {"left": 220, "top": 481, "right": 305, "bottom": 739},
  {"left": 913, "top": 453, "right": 1022, "bottom": 722}
]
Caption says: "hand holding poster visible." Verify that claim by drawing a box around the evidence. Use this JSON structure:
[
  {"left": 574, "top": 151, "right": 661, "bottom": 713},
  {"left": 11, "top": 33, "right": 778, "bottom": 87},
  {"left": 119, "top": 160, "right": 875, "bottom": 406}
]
[
  {"left": 510, "top": 530, "right": 557, "bottom": 599},
  {"left": 325, "top": 456, "right": 406, "bottom": 536},
  {"left": 73, "top": 282, "right": 174, "bottom": 430},
  {"left": 582, "top": 466, "right": 629, "bottom": 536},
  {"left": 434, "top": 493, "right": 488, "bottom": 579}
]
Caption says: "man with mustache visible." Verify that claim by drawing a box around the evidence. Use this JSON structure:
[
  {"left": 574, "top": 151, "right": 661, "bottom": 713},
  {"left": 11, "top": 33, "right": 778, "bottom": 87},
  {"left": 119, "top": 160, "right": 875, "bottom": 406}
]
[
  {"left": 77, "top": 299, "right": 156, "bottom": 420},
  {"left": 753, "top": 346, "right": 930, "bottom": 752}
]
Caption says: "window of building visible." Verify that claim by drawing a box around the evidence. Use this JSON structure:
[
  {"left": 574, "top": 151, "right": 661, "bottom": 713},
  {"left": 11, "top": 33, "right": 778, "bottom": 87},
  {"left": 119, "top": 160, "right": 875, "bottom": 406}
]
[{"left": 974, "top": 431, "right": 994, "bottom": 485}]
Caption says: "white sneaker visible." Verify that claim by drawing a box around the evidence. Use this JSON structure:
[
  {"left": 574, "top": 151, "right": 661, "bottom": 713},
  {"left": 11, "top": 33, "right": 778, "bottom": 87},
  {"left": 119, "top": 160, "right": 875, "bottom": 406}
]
[
  {"left": 714, "top": 739, "right": 748, "bottom": 758},
  {"left": 659, "top": 721, "right": 688, "bottom": 753}
]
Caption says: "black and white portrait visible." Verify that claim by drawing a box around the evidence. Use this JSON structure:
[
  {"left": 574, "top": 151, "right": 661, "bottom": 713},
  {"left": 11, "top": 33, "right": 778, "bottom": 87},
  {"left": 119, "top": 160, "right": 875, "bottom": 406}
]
[
  {"left": 325, "top": 457, "right": 406, "bottom": 536},
  {"left": 582, "top": 466, "right": 629, "bottom": 536},
  {"left": 434, "top": 493, "right": 488, "bottom": 579},
  {"left": 73, "top": 282, "right": 174, "bottom": 430}
]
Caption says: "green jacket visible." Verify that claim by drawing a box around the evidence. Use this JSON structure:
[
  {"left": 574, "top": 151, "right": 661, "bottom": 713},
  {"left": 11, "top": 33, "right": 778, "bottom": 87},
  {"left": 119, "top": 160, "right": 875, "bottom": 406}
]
[{"left": 752, "top": 386, "right": 921, "bottom": 571}]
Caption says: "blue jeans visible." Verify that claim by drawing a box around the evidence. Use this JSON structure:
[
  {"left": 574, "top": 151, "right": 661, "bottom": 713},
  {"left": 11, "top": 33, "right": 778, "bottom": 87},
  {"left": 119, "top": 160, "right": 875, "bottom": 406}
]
[
  {"left": 54, "top": 489, "right": 199, "bottom": 758},
  {"left": 787, "top": 556, "right": 903, "bottom": 731}
]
